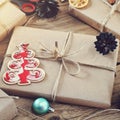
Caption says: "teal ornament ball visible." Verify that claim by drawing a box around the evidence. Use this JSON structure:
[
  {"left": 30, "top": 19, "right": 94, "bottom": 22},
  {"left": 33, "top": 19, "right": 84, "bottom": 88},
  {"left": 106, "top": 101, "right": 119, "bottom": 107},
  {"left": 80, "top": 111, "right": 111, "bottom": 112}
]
[{"left": 32, "top": 98, "right": 50, "bottom": 114}]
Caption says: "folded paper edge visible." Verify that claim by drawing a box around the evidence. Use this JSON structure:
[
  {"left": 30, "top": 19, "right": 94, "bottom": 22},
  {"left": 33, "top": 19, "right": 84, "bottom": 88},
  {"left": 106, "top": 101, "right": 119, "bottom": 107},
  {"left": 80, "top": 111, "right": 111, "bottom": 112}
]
[{"left": 0, "top": 2, "right": 27, "bottom": 41}]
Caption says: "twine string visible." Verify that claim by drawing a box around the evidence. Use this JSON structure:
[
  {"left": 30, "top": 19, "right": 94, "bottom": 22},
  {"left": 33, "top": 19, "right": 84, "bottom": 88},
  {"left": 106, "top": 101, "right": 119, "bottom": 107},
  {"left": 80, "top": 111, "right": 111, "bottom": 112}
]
[
  {"left": 33, "top": 31, "right": 115, "bottom": 101},
  {"left": 101, "top": 0, "right": 120, "bottom": 32},
  {"left": 37, "top": 32, "right": 81, "bottom": 101}
]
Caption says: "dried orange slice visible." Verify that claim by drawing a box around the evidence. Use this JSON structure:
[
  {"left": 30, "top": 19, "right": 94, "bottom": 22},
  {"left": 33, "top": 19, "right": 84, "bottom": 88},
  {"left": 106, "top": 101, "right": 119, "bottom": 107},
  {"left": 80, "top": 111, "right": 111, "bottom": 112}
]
[{"left": 69, "top": 0, "right": 89, "bottom": 8}]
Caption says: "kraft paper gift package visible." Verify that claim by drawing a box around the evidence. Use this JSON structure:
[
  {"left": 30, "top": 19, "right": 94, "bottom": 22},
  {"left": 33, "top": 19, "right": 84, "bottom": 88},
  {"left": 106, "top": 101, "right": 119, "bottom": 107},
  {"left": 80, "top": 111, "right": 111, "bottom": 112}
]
[
  {"left": 69, "top": 0, "right": 120, "bottom": 39},
  {"left": 0, "top": 0, "right": 26, "bottom": 41},
  {"left": 0, "top": 26, "right": 119, "bottom": 108},
  {"left": 0, "top": 89, "right": 17, "bottom": 120},
  {"left": 0, "top": 1, "right": 119, "bottom": 115}
]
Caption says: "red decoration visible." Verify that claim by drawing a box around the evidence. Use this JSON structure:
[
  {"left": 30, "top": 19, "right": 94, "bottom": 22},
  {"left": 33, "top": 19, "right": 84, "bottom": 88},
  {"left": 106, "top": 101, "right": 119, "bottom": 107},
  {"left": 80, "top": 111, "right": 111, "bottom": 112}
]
[{"left": 3, "top": 43, "right": 45, "bottom": 85}]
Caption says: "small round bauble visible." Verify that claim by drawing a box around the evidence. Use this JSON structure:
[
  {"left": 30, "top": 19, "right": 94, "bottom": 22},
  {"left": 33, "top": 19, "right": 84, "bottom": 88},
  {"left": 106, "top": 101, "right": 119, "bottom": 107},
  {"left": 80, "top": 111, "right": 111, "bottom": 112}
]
[{"left": 32, "top": 98, "right": 50, "bottom": 114}]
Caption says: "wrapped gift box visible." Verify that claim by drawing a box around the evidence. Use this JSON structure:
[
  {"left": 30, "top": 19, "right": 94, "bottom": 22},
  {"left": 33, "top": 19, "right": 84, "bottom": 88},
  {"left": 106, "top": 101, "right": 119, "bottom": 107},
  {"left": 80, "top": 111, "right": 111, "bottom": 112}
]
[
  {"left": 0, "top": 26, "right": 119, "bottom": 108},
  {"left": 0, "top": 89, "right": 17, "bottom": 120},
  {"left": 69, "top": 0, "right": 120, "bottom": 39},
  {"left": 0, "top": 1, "right": 26, "bottom": 41}
]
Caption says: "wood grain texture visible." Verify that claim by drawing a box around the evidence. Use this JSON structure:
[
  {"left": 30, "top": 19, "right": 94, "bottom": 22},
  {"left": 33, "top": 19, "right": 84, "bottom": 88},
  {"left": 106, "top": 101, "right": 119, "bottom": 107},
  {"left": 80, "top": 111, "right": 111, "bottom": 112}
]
[{"left": 0, "top": 1, "right": 120, "bottom": 120}]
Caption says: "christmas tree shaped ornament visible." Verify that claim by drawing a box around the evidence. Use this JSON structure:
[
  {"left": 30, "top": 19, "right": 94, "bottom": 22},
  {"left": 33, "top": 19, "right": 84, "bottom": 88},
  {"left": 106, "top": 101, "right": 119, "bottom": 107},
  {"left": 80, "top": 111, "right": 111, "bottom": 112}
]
[
  {"left": 3, "top": 43, "right": 45, "bottom": 85},
  {"left": 35, "top": 0, "right": 59, "bottom": 18},
  {"left": 94, "top": 32, "right": 118, "bottom": 55}
]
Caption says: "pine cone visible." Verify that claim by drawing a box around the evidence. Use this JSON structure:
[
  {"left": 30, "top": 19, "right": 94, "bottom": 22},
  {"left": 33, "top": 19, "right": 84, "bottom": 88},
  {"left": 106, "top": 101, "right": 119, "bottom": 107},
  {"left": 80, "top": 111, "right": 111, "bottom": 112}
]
[
  {"left": 94, "top": 32, "right": 117, "bottom": 55},
  {"left": 36, "top": 0, "right": 59, "bottom": 18}
]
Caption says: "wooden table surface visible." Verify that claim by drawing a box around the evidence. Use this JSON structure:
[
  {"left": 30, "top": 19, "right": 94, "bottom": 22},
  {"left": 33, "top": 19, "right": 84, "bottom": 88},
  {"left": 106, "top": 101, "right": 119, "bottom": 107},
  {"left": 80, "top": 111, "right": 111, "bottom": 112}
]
[{"left": 0, "top": 1, "right": 120, "bottom": 120}]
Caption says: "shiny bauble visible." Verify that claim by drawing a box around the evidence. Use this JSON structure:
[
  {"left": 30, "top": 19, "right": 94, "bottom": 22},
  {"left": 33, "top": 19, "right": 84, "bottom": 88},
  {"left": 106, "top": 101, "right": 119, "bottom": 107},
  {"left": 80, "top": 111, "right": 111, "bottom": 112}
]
[{"left": 32, "top": 98, "right": 50, "bottom": 114}]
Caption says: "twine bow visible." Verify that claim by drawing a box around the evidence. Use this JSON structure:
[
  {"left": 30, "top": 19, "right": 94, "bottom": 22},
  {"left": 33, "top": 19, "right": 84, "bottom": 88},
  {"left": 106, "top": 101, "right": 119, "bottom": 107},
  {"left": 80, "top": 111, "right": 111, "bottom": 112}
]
[
  {"left": 37, "top": 32, "right": 81, "bottom": 101},
  {"left": 101, "top": 0, "right": 120, "bottom": 32}
]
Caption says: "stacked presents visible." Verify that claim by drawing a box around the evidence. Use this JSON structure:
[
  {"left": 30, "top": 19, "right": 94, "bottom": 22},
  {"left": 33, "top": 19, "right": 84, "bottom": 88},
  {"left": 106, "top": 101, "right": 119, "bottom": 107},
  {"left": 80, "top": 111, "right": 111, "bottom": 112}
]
[{"left": 0, "top": 0, "right": 120, "bottom": 119}]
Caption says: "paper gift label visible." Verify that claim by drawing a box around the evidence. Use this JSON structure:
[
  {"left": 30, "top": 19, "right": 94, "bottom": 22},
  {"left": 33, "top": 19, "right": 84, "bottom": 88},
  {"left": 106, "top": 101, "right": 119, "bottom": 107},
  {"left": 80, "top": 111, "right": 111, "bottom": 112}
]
[
  {"left": 0, "top": 89, "right": 17, "bottom": 120},
  {"left": 69, "top": 0, "right": 120, "bottom": 39},
  {"left": 0, "top": 1, "right": 26, "bottom": 41},
  {"left": 0, "top": 26, "right": 119, "bottom": 108}
]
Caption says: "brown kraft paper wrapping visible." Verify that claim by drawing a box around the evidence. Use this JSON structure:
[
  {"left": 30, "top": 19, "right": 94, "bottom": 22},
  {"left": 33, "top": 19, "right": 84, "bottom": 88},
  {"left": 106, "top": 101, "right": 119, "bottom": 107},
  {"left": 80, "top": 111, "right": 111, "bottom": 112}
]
[
  {"left": 0, "top": 26, "right": 119, "bottom": 108},
  {"left": 69, "top": 0, "right": 120, "bottom": 39},
  {"left": 0, "top": 1, "right": 26, "bottom": 41},
  {"left": 0, "top": 89, "right": 17, "bottom": 120}
]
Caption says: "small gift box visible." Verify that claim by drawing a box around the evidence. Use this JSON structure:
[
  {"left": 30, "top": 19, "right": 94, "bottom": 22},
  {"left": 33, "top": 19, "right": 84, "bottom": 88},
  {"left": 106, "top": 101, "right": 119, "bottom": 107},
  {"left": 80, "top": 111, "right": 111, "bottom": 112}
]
[
  {"left": 0, "top": 89, "right": 17, "bottom": 120},
  {"left": 0, "top": 1, "right": 26, "bottom": 41},
  {"left": 69, "top": 0, "right": 120, "bottom": 39},
  {"left": 0, "top": 26, "right": 119, "bottom": 108}
]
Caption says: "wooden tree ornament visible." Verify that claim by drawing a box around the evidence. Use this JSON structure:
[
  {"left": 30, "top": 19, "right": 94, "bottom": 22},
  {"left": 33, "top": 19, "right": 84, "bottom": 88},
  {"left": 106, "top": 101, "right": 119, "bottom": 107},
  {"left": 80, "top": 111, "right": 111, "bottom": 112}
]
[{"left": 3, "top": 43, "right": 45, "bottom": 85}]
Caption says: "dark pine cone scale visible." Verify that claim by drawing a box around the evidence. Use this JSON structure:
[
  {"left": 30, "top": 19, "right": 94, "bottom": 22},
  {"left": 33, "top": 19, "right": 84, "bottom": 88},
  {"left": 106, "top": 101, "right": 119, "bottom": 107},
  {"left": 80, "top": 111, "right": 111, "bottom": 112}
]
[
  {"left": 36, "top": 0, "right": 59, "bottom": 18},
  {"left": 94, "top": 32, "right": 117, "bottom": 55}
]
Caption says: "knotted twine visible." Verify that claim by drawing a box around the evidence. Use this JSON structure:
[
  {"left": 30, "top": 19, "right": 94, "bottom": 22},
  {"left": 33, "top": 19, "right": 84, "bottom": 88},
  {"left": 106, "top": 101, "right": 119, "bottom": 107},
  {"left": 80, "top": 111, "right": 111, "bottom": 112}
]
[
  {"left": 101, "top": 0, "right": 120, "bottom": 32},
  {"left": 36, "top": 32, "right": 81, "bottom": 101},
  {"left": 36, "top": 31, "right": 116, "bottom": 101},
  {"left": 35, "top": 31, "right": 120, "bottom": 119}
]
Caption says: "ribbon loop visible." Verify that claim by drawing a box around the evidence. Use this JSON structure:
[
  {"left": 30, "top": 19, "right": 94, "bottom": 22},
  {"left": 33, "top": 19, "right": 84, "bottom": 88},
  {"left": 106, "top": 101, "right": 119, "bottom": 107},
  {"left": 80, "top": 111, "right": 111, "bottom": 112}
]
[
  {"left": 62, "top": 58, "right": 80, "bottom": 76},
  {"left": 37, "top": 32, "right": 81, "bottom": 101}
]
